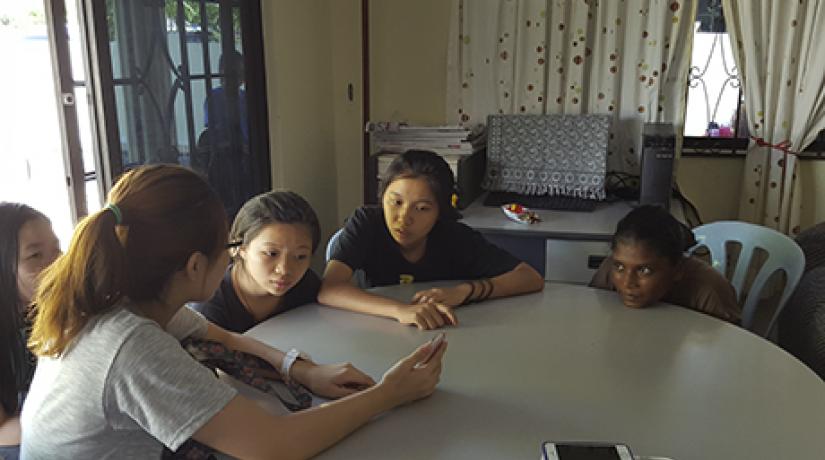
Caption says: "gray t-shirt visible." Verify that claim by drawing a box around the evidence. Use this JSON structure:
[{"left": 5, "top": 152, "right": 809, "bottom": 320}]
[{"left": 21, "top": 305, "right": 237, "bottom": 459}]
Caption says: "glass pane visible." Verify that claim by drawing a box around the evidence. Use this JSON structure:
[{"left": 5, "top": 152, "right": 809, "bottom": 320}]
[
  {"left": 0, "top": 0, "right": 74, "bottom": 246},
  {"left": 685, "top": 24, "right": 741, "bottom": 137},
  {"left": 112, "top": 85, "right": 136, "bottom": 165},
  {"left": 164, "top": 0, "right": 183, "bottom": 71},
  {"left": 67, "top": 1, "right": 103, "bottom": 207},
  {"left": 209, "top": 40, "right": 221, "bottom": 74},
  {"left": 233, "top": 7, "right": 241, "bottom": 47},
  {"left": 66, "top": 0, "right": 85, "bottom": 81},
  {"left": 85, "top": 177, "right": 102, "bottom": 213},
  {"left": 74, "top": 86, "right": 97, "bottom": 174},
  {"left": 105, "top": 0, "right": 255, "bottom": 217}
]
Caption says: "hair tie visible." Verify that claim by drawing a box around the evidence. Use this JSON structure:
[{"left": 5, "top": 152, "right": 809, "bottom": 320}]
[{"left": 106, "top": 203, "right": 123, "bottom": 225}]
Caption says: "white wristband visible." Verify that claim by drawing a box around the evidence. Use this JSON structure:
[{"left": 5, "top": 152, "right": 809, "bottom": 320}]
[{"left": 280, "top": 348, "right": 310, "bottom": 384}]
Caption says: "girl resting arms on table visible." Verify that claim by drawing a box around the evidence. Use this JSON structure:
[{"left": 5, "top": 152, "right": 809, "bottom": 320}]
[
  {"left": 21, "top": 164, "right": 446, "bottom": 460},
  {"left": 319, "top": 150, "right": 544, "bottom": 330},
  {"left": 589, "top": 205, "right": 741, "bottom": 323},
  {"left": 192, "top": 190, "right": 322, "bottom": 333}
]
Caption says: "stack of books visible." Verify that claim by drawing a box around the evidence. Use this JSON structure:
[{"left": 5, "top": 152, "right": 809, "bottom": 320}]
[
  {"left": 367, "top": 122, "right": 488, "bottom": 208},
  {"left": 376, "top": 152, "right": 461, "bottom": 180},
  {"left": 367, "top": 122, "right": 486, "bottom": 157}
]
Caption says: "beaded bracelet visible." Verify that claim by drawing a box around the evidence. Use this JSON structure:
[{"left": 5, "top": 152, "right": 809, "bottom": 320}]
[
  {"left": 477, "top": 279, "right": 489, "bottom": 302},
  {"left": 478, "top": 278, "right": 494, "bottom": 302},
  {"left": 460, "top": 281, "right": 477, "bottom": 306}
]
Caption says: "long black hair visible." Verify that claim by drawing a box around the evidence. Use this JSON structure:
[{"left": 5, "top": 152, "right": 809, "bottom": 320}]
[
  {"left": 378, "top": 150, "right": 461, "bottom": 221},
  {"left": 612, "top": 205, "right": 697, "bottom": 265},
  {"left": 0, "top": 202, "right": 46, "bottom": 416}
]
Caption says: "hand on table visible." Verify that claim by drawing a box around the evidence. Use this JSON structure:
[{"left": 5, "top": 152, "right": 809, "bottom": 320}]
[
  {"left": 294, "top": 361, "right": 376, "bottom": 399},
  {"left": 394, "top": 301, "right": 458, "bottom": 330}
]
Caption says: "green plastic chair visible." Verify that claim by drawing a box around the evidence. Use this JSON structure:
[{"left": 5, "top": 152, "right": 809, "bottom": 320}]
[{"left": 691, "top": 221, "right": 805, "bottom": 336}]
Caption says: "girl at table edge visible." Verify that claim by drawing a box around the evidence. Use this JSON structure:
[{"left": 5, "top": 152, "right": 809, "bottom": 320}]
[
  {"left": 319, "top": 149, "right": 544, "bottom": 330},
  {"left": 0, "top": 203, "right": 61, "bottom": 460},
  {"left": 21, "top": 164, "right": 446, "bottom": 460},
  {"left": 191, "top": 190, "right": 322, "bottom": 334},
  {"left": 189, "top": 191, "right": 370, "bottom": 403},
  {"left": 589, "top": 205, "right": 741, "bottom": 324}
]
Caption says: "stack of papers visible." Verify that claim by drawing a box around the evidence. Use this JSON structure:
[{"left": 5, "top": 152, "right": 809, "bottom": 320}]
[
  {"left": 367, "top": 122, "right": 486, "bottom": 156},
  {"left": 376, "top": 152, "right": 460, "bottom": 179}
]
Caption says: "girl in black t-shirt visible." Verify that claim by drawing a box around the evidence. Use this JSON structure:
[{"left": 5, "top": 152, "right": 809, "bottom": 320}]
[
  {"left": 320, "top": 150, "right": 544, "bottom": 330},
  {"left": 192, "top": 191, "right": 322, "bottom": 333}
]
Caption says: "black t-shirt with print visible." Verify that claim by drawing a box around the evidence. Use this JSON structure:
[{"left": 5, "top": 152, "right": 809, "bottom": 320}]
[
  {"left": 329, "top": 206, "right": 521, "bottom": 286},
  {"left": 191, "top": 266, "right": 321, "bottom": 333}
]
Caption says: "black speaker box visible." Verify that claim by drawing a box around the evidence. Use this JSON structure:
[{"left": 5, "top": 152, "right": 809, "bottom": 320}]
[{"left": 640, "top": 123, "right": 675, "bottom": 210}]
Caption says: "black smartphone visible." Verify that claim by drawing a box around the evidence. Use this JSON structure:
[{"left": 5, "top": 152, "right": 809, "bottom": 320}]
[{"left": 541, "top": 441, "right": 634, "bottom": 460}]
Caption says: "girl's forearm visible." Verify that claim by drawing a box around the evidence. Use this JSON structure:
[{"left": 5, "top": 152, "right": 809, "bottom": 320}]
[
  {"left": 488, "top": 262, "right": 545, "bottom": 299},
  {"left": 205, "top": 323, "right": 286, "bottom": 369},
  {"left": 318, "top": 281, "right": 407, "bottom": 320},
  {"left": 195, "top": 384, "right": 397, "bottom": 460}
]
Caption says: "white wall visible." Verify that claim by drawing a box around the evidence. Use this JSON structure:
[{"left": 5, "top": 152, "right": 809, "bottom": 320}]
[
  {"left": 262, "top": 1, "right": 337, "bottom": 269},
  {"left": 330, "top": 0, "right": 364, "bottom": 227},
  {"left": 368, "top": 0, "right": 451, "bottom": 124},
  {"left": 676, "top": 157, "right": 743, "bottom": 223}
]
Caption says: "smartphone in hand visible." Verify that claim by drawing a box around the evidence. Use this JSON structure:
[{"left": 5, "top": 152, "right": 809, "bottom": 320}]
[
  {"left": 541, "top": 441, "right": 633, "bottom": 460},
  {"left": 416, "top": 332, "right": 446, "bottom": 368}
]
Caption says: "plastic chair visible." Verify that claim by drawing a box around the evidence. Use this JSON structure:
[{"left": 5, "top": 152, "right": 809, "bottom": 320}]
[
  {"left": 690, "top": 221, "right": 805, "bottom": 336},
  {"left": 325, "top": 228, "right": 370, "bottom": 288}
]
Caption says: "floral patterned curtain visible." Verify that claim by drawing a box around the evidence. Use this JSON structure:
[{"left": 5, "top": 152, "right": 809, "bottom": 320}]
[
  {"left": 446, "top": 0, "right": 697, "bottom": 173},
  {"left": 722, "top": 0, "right": 825, "bottom": 235}
]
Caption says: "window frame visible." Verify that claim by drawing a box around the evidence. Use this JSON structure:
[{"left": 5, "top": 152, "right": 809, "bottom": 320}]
[
  {"left": 82, "top": 0, "right": 272, "bottom": 195},
  {"left": 682, "top": 4, "right": 825, "bottom": 158}
]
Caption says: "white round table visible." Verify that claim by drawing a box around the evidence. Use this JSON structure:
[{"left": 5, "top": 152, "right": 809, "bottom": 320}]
[{"left": 245, "top": 282, "right": 825, "bottom": 460}]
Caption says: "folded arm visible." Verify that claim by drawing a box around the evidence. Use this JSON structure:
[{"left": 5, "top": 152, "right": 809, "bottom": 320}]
[{"left": 319, "top": 261, "right": 458, "bottom": 329}]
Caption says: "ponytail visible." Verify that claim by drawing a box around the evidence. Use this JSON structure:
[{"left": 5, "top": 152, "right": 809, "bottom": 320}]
[
  {"left": 29, "top": 165, "right": 227, "bottom": 358},
  {"left": 29, "top": 208, "right": 126, "bottom": 357}
]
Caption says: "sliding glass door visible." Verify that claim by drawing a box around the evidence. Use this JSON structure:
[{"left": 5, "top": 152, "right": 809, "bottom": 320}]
[
  {"left": 86, "top": 0, "right": 270, "bottom": 217},
  {"left": 1, "top": 0, "right": 268, "bottom": 242},
  {"left": 0, "top": 0, "right": 97, "bottom": 243}
]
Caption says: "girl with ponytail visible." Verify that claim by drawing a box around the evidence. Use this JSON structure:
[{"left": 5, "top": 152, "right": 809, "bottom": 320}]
[
  {"left": 22, "top": 165, "right": 446, "bottom": 459},
  {"left": 589, "top": 205, "right": 741, "bottom": 323}
]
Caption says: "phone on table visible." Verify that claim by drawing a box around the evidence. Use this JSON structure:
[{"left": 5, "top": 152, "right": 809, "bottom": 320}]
[
  {"left": 541, "top": 441, "right": 633, "bottom": 460},
  {"left": 416, "top": 332, "right": 446, "bottom": 367}
]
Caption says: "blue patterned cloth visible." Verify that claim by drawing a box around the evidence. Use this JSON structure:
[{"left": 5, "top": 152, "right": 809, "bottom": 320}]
[{"left": 483, "top": 114, "right": 610, "bottom": 199}]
